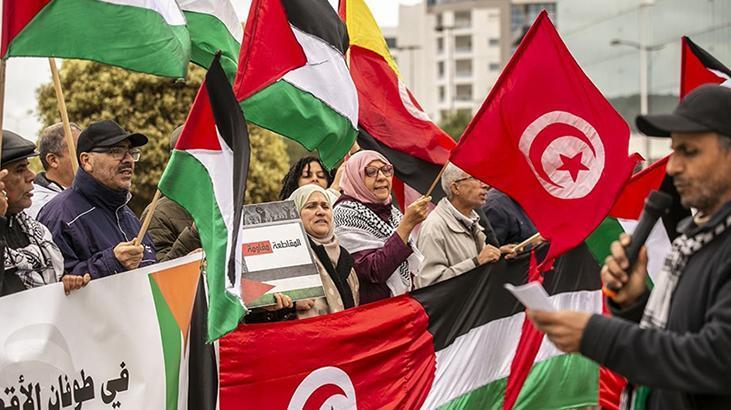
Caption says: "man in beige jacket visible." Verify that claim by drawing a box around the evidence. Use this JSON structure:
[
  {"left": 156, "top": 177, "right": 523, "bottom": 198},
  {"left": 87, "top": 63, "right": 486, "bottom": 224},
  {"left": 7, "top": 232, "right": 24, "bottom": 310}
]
[{"left": 415, "top": 163, "right": 503, "bottom": 289}]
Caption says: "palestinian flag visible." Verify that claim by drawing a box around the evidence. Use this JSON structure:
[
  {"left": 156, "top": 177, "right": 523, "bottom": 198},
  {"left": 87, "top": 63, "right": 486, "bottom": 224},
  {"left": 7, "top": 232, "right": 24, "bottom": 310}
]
[
  {"left": 159, "top": 53, "right": 249, "bottom": 341},
  {"left": 147, "top": 254, "right": 204, "bottom": 410},
  {"left": 234, "top": 0, "right": 358, "bottom": 169},
  {"left": 178, "top": 0, "right": 242, "bottom": 82},
  {"left": 339, "top": 0, "right": 455, "bottom": 204},
  {"left": 219, "top": 244, "right": 602, "bottom": 409},
  {"left": 680, "top": 36, "right": 731, "bottom": 99},
  {"left": 2, "top": 0, "right": 190, "bottom": 78}
]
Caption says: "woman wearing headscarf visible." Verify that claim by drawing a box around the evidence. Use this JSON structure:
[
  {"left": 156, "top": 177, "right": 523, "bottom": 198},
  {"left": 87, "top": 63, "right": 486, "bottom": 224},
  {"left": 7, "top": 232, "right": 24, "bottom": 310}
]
[
  {"left": 289, "top": 185, "right": 358, "bottom": 317},
  {"left": 333, "top": 150, "right": 429, "bottom": 304}
]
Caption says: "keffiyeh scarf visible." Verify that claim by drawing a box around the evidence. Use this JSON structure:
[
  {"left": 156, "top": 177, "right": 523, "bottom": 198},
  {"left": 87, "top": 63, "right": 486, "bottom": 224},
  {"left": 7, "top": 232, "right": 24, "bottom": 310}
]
[
  {"left": 333, "top": 199, "right": 422, "bottom": 296},
  {"left": 3, "top": 212, "right": 64, "bottom": 289}
]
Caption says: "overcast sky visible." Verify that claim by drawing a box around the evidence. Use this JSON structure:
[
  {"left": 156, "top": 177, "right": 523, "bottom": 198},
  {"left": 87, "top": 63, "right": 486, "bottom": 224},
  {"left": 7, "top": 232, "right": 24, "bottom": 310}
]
[{"left": 4, "top": 0, "right": 416, "bottom": 140}]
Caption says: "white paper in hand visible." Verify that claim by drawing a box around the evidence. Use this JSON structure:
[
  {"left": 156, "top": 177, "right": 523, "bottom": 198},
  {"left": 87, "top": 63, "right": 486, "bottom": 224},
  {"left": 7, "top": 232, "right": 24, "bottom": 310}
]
[{"left": 504, "top": 282, "right": 556, "bottom": 311}]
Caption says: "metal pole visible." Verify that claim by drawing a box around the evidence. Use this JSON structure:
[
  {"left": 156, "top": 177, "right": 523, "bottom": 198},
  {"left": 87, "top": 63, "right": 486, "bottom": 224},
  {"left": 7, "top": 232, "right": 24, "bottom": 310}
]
[{"left": 639, "top": 0, "right": 652, "bottom": 161}]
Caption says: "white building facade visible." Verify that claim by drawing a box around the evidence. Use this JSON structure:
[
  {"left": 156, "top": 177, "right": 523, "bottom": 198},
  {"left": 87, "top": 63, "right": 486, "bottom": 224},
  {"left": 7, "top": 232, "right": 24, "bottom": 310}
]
[{"left": 388, "top": 0, "right": 556, "bottom": 123}]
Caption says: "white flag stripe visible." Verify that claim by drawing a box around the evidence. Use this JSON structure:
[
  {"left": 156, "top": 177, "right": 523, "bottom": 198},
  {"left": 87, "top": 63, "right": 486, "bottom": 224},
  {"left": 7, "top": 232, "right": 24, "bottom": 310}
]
[
  {"left": 283, "top": 26, "right": 359, "bottom": 129},
  {"left": 618, "top": 219, "right": 673, "bottom": 283},
  {"left": 177, "top": 0, "right": 243, "bottom": 41},
  {"left": 100, "top": 0, "right": 186, "bottom": 25}
]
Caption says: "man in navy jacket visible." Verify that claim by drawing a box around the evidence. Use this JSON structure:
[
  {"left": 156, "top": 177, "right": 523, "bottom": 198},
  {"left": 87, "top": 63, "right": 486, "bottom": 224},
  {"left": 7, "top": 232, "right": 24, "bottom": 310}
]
[{"left": 38, "top": 120, "right": 156, "bottom": 282}]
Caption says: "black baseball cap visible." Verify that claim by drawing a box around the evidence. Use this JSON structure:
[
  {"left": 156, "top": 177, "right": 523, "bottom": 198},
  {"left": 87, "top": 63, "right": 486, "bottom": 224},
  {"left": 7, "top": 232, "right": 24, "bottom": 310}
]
[
  {"left": 2, "top": 130, "right": 38, "bottom": 165},
  {"left": 636, "top": 84, "right": 731, "bottom": 138},
  {"left": 77, "top": 120, "right": 148, "bottom": 158}
]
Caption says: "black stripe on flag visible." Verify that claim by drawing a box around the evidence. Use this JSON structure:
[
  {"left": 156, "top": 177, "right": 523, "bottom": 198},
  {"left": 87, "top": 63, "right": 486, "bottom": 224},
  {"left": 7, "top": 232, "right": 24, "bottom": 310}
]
[
  {"left": 685, "top": 36, "right": 731, "bottom": 78},
  {"left": 357, "top": 130, "right": 448, "bottom": 202},
  {"left": 282, "top": 0, "right": 349, "bottom": 55},
  {"left": 205, "top": 53, "right": 251, "bottom": 286},
  {"left": 412, "top": 243, "right": 601, "bottom": 351}
]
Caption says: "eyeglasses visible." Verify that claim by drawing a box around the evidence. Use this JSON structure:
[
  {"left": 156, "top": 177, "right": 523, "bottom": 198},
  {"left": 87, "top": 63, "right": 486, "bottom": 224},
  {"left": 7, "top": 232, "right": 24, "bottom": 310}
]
[
  {"left": 453, "top": 176, "right": 476, "bottom": 184},
  {"left": 91, "top": 147, "right": 141, "bottom": 162},
  {"left": 364, "top": 165, "right": 394, "bottom": 178}
]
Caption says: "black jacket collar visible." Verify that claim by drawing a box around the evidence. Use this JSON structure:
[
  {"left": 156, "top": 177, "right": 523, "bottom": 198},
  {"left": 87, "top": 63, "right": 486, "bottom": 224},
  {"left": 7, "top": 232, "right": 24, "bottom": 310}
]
[{"left": 72, "top": 168, "right": 130, "bottom": 211}]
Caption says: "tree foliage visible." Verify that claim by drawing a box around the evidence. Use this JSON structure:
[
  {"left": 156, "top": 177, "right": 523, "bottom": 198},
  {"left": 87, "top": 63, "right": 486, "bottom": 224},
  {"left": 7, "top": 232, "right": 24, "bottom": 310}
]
[
  {"left": 36, "top": 60, "right": 289, "bottom": 214},
  {"left": 439, "top": 110, "right": 473, "bottom": 141}
]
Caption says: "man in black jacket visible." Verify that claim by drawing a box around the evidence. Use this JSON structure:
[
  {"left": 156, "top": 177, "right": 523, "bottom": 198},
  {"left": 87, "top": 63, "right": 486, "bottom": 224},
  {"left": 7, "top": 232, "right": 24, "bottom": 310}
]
[{"left": 528, "top": 84, "right": 731, "bottom": 409}]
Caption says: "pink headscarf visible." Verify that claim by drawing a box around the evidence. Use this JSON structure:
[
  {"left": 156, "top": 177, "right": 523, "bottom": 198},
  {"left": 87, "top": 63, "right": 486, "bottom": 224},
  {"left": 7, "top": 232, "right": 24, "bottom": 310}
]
[{"left": 339, "top": 150, "right": 393, "bottom": 205}]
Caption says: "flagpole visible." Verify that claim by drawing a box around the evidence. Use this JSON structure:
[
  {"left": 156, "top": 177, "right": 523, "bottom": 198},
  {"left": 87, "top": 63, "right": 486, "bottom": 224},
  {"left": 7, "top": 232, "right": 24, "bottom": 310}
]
[
  {"left": 514, "top": 232, "right": 542, "bottom": 252},
  {"left": 134, "top": 189, "right": 161, "bottom": 246},
  {"left": 48, "top": 58, "right": 79, "bottom": 173},
  {"left": 424, "top": 162, "right": 449, "bottom": 198},
  {"left": 0, "top": 59, "right": 6, "bottom": 167}
]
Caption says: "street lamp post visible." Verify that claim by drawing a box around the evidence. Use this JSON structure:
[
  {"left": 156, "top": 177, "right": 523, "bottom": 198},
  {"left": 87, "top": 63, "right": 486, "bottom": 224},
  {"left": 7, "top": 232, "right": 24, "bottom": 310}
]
[{"left": 610, "top": 38, "right": 664, "bottom": 161}]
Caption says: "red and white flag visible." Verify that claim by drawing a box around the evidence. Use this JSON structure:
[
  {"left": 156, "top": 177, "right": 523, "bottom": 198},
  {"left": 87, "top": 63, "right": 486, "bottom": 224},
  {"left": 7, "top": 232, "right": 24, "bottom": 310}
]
[{"left": 450, "top": 11, "right": 638, "bottom": 264}]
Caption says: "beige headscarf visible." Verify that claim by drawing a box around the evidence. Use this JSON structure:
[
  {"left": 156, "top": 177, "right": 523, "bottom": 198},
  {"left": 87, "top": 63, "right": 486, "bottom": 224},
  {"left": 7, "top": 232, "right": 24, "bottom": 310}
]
[{"left": 288, "top": 185, "right": 340, "bottom": 265}]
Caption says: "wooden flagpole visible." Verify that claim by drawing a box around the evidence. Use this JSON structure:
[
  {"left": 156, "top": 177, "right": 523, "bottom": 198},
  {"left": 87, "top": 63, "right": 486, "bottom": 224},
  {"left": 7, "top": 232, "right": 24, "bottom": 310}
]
[
  {"left": 424, "top": 162, "right": 449, "bottom": 198},
  {"left": 48, "top": 58, "right": 78, "bottom": 173},
  {"left": 134, "top": 189, "right": 161, "bottom": 246},
  {"left": 514, "top": 232, "right": 542, "bottom": 252}
]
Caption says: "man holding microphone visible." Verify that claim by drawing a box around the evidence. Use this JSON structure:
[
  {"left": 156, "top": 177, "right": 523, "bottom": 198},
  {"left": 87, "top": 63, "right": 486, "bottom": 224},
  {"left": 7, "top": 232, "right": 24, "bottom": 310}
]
[{"left": 529, "top": 85, "right": 731, "bottom": 409}]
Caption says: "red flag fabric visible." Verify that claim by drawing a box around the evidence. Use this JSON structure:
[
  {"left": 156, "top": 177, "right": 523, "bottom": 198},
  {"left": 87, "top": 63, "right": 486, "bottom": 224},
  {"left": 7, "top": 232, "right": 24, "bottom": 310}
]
[
  {"left": 680, "top": 36, "right": 731, "bottom": 100},
  {"left": 609, "top": 155, "right": 670, "bottom": 220},
  {"left": 450, "top": 11, "right": 637, "bottom": 264},
  {"left": 233, "top": 0, "right": 307, "bottom": 101}
]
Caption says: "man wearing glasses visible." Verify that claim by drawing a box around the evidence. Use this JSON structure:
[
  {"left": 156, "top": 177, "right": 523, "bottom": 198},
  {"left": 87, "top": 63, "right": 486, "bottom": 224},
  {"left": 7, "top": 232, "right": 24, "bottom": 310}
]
[
  {"left": 414, "top": 163, "right": 503, "bottom": 289},
  {"left": 38, "top": 120, "right": 156, "bottom": 289}
]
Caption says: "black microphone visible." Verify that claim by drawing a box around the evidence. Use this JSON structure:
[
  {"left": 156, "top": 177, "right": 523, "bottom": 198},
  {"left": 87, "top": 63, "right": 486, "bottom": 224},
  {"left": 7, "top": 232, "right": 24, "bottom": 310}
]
[{"left": 605, "top": 190, "right": 673, "bottom": 294}]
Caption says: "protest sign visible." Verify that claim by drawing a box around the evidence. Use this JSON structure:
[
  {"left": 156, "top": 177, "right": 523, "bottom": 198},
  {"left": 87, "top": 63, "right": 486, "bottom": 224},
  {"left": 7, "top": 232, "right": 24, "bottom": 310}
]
[
  {"left": 238, "top": 200, "right": 324, "bottom": 308},
  {"left": 0, "top": 253, "right": 202, "bottom": 410}
]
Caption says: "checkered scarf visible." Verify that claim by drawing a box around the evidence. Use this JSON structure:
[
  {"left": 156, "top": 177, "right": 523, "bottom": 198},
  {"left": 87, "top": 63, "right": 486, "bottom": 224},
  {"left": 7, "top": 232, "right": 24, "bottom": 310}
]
[
  {"left": 3, "top": 212, "right": 64, "bottom": 289},
  {"left": 621, "top": 204, "right": 731, "bottom": 410}
]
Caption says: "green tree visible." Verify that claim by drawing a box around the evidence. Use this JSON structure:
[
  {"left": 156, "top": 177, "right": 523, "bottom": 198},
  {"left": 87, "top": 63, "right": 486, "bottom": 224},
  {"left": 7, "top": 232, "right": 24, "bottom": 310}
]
[
  {"left": 439, "top": 109, "right": 473, "bottom": 141},
  {"left": 36, "top": 60, "right": 289, "bottom": 214}
]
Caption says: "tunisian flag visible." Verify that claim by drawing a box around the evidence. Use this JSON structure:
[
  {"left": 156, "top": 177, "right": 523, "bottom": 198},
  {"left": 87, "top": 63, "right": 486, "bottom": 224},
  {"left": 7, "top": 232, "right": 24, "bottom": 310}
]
[
  {"left": 450, "top": 11, "right": 637, "bottom": 263},
  {"left": 680, "top": 36, "right": 731, "bottom": 99}
]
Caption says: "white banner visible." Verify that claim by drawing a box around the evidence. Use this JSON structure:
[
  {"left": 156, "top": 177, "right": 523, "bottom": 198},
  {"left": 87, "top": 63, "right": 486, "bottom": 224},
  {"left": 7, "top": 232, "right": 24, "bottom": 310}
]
[{"left": 0, "top": 253, "right": 202, "bottom": 410}]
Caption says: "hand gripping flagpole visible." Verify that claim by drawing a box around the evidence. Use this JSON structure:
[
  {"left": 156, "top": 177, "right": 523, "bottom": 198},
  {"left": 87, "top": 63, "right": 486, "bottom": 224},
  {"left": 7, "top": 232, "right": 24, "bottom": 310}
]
[
  {"left": 48, "top": 58, "right": 79, "bottom": 174},
  {"left": 134, "top": 189, "right": 162, "bottom": 246}
]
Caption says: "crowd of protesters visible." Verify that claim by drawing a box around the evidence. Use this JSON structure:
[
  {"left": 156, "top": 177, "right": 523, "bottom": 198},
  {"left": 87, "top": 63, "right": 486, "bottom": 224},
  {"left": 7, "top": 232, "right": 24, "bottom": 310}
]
[
  {"left": 2, "top": 84, "right": 731, "bottom": 409},
  {"left": 0, "top": 118, "right": 533, "bottom": 308}
]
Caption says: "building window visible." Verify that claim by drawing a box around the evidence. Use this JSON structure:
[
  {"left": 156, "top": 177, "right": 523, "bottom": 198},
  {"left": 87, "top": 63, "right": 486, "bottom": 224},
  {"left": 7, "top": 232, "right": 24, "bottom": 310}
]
[
  {"left": 436, "top": 37, "right": 444, "bottom": 54},
  {"left": 437, "top": 61, "right": 445, "bottom": 78},
  {"left": 385, "top": 37, "right": 397, "bottom": 49},
  {"left": 455, "top": 84, "right": 472, "bottom": 101},
  {"left": 455, "top": 59, "right": 472, "bottom": 77},
  {"left": 489, "top": 62, "right": 500, "bottom": 72},
  {"left": 454, "top": 10, "right": 471, "bottom": 28},
  {"left": 488, "top": 38, "right": 499, "bottom": 47},
  {"left": 435, "top": 12, "right": 443, "bottom": 28},
  {"left": 455, "top": 35, "right": 472, "bottom": 53},
  {"left": 439, "top": 86, "right": 446, "bottom": 102}
]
